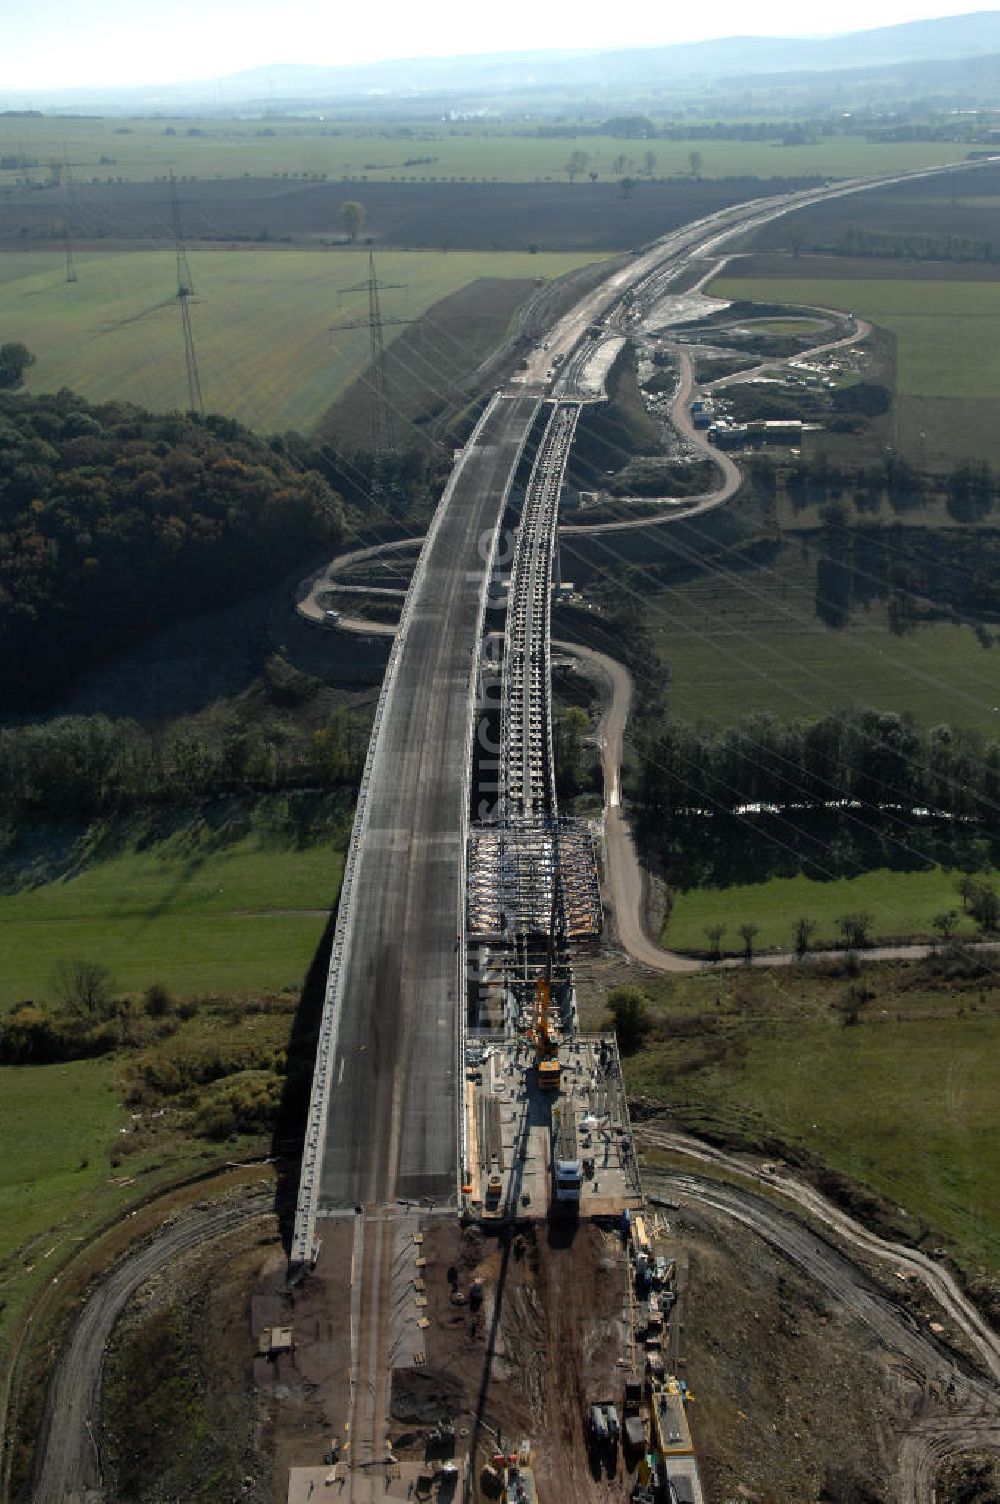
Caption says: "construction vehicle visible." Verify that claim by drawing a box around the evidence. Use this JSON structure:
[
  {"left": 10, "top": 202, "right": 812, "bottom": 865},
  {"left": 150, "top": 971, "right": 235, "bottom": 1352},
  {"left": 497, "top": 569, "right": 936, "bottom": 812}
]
[
  {"left": 501, "top": 1463, "right": 537, "bottom": 1503},
  {"left": 533, "top": 977, "right": 560, "bottom": 1092},
  {"left": 649, "top": 1377, "right": 693, "bottom": 1457},
  {"left": 623, "top": 1377, "right": 645, "bottom": 1453},
  {"left": 588, "top": 1401, "right": 620, "bottom": 1476},
  {"left": 552, "top": 1104, "right": 582, "bottom": 1205}
]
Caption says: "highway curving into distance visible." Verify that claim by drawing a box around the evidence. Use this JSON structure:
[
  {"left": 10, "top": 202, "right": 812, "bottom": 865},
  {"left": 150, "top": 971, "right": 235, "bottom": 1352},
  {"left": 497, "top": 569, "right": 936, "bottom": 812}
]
[{"left": 22, "top": 156, "right": 1000, "bottom": 1504}]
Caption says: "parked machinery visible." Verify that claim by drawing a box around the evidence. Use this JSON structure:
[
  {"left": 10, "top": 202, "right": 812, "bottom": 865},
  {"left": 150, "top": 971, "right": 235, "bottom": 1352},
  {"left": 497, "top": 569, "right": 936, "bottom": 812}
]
[{"left": 588, "top": 1400, "right": 621, "bottom": 1477}]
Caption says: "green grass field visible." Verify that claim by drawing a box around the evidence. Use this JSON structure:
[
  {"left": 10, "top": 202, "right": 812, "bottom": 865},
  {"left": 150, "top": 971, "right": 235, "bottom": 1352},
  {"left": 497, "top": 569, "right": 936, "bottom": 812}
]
[
  {"left": 0, "top": 117, "right": 971, "bottom": 186},
  {"left": 0, "top": 826, "right": 345, "bottom": 1010},
  {"left": 0, "top": 1059, "right": 123, "bottom": 1270},
  {"left": 0, "top": 247, "right": 599, "bottom": 432},
  {"left": 627, "top": 964, "right": 1000, "bottom": 1270},
  {"left": 646, "top": 559, "right": 1000, "bottom": 738},
  {"left": 662, "top": 866, "right": 993, "bottom": 951},
  {"left": 711, "top": 272, "right": 1000, "bottom": 401},
  {"left": 0, "top": 1057, "right": 139, "bottom": 1352},
  {"left": 746, "top": 316, "right": 828, "bottom": 334}
]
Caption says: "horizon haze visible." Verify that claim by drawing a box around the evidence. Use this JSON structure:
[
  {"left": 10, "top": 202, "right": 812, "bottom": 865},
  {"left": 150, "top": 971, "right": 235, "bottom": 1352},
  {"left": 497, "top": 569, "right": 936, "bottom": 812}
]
[{"left": 3, "top": 2, "right": 999, "bottom": 95}]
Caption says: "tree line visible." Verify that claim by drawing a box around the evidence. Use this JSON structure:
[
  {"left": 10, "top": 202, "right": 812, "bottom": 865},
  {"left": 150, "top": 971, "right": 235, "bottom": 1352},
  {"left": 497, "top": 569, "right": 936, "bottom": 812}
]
[
  {"left": 823, "top": 226, "right": 1000, "bottom": 264},
  {"left": 635, "top": 707, "right": 1000, "bottom": 827},
  {"left": 0, "top": 708, "right": 366, "bottom": 819},
  {"left": 0, "top": 385, "right": 344, "bottom": 708}
]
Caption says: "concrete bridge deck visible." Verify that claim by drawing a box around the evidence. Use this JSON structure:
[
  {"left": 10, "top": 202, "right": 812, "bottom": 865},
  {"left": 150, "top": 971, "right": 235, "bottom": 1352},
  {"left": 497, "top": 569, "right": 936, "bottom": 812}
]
[{"left": 292, "top": 393, "right": 539, "bottom": 1257}]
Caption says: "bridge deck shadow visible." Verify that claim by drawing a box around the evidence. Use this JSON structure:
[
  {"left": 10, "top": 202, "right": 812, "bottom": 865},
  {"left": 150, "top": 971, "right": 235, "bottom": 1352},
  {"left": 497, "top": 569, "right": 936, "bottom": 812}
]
[{"left": 271, "top": 901, "right": 339, "bottom": 1252}]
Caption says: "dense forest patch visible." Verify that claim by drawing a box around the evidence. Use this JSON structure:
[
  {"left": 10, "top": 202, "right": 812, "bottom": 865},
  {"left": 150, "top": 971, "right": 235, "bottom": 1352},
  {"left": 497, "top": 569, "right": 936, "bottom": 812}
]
[{"left": 0, "top": 388, "right": 342, "bottom": 708}]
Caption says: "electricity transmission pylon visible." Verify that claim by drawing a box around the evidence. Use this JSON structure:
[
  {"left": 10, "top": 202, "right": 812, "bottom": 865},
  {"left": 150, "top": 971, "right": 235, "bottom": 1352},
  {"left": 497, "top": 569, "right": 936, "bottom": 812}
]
[
  {"left": 169, "top": 173, "right": 204, "bottom": 417},
  {"left": 62, "top": 222, "right": 78, "bottom": 284},
  {"left": 332, "top": 250, "right": 411, "bottom": 493},
  {"left": 61, "top": 146, "right": 78, "bottom": 283}
]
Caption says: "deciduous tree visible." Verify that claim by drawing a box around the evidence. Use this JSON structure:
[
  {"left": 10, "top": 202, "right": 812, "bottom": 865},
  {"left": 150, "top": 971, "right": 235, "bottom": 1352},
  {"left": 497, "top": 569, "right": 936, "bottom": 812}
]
[
  {"left": 339, "top": 200, "right": 366, "bottom": 241},
  {"left": 605, "top": 985, "right": 651, "bottom": 1053},
  {"left": 794, "top": 916, "right": 818, "bottom": 957},
  {"left": 739, "top": 922, "right": 759, "bottom": 964},
  {"left": 0, "top": 341, "right": 34, "bottom": 389},
  {"left": 564, "top": 151, "right": 589, "bottom": 183},
  {"left": 50, "top": 957, "right": 117, "bottom": 1019}
]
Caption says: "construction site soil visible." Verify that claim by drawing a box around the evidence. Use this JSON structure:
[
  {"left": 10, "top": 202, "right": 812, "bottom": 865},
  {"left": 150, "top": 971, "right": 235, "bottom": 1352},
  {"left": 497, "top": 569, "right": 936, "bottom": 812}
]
[
  {"left": 94, "top": 1194, "right": 961, "bottom": 1504},
  {"left": 255, "top": 1218, "right": 635, "bottom": 1503},
  {"left": 0, "top": 176, "right": 821, "bottom": 253},
  {"left": 674, "top": 1202, "right": 931, "bottom": 1503}
]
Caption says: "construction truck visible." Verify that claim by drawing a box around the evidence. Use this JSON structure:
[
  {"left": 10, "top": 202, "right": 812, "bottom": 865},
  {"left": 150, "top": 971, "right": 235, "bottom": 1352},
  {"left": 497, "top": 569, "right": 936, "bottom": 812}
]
[
  {"left": 623, "top": 1376, "right": 645, "bottom": 1454},
  {"left": 551, "top": 1103, "right": 582, "bottom": 1205},
  {"left": 588, "top": 1401, "right": 620, "bottom": 1477}
]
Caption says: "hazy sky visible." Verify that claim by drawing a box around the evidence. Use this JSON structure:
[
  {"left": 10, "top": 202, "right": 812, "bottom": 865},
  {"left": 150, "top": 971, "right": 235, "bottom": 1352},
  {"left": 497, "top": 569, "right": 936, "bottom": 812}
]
[{"left": 1, "top": 0, "right": 991, "bottom": 91}]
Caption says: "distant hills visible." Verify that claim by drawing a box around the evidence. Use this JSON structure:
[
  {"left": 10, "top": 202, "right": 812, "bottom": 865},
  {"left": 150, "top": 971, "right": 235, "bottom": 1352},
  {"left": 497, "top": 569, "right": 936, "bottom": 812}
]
[
  {"left": 223, "top": 11, "right": 1000, "bottom": 94},
  {"left": 5, "top": 10, "right": 1000, "bottom": 113}
]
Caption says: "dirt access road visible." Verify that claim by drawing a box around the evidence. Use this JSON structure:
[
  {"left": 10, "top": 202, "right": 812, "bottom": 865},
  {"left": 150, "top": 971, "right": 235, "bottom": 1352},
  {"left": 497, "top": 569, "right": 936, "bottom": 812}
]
[
  {"left": 639, "top": 1134, "right": 1000, "bottom": 1502},
  {"left": 31, "top": 1192, "right": 272, "bottom": 1504},
  {"left": 554, "top": 639, "right": 698, "bottom": 975},
  {"left": 639, "top": 1125, "right": 1000, "bottom": 1381},
  {"left": 559, "top": 639, "right": 1000, "bottom": 975}
]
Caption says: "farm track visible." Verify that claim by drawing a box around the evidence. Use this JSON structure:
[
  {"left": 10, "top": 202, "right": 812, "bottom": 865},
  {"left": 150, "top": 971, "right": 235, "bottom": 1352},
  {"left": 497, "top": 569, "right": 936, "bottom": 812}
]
[{"left": 561, "top": 638, "right": 1000, "bottom": 973}]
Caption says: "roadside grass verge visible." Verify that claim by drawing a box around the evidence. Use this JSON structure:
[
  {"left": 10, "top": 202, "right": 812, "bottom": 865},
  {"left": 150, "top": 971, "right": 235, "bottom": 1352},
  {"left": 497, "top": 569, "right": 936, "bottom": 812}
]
[
  {"left": 0, "top": 1056, "right": 217, "bottom": 1372},
  {"left": 0, "top": 987, "right": 297, "bottom": 1378},
  {"left": 624, "top": 959, "right": 1000, "bottom": 1272},
  {"left": 739, "top": 316, "right": 828, "bottom": 334},
  {"left": 0, "top": 809, "right": 347, "bottom": 1010},
  {"left": 660, "top": 865, "right": 997, "bottom": 953},
  {"left": 0, "top": 248, "right": 599, "bottom": 433},
  {"left": 0, "top": 1058, "right": 124, "bottom": 1285}
]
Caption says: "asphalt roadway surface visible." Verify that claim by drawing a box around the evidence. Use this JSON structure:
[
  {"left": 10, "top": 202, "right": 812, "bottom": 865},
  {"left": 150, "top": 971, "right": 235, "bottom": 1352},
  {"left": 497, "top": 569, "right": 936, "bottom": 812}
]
[{"left": 316, "top": 392, "right": 539, "bottom": 1211}]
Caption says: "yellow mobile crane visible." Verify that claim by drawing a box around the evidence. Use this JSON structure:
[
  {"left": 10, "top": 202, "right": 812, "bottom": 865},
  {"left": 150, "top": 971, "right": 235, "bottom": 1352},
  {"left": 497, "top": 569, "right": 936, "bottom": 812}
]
[
  {"left": 534, "top": 977, "right": 560, "bottom": 1092},
  {"left": 533, "top": 884, "right": 561, "bottom": 1092}
]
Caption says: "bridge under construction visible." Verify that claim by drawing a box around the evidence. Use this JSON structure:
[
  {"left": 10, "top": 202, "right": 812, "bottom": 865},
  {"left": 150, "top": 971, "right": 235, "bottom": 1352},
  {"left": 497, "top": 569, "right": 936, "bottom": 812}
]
[
  {"left": 461, "top": 397, "right": 638, "bottom": 1219},
  {"left": 290, "top": 161, "right": 971, "bottom": 1266},
  {"left": 282, "top": 160, "right": 978, "bottom": 1503}
]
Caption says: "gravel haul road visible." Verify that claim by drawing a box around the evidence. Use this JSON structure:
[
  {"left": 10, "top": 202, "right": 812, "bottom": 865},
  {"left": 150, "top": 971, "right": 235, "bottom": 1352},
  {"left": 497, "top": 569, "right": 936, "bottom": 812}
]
[
  {"left": 32, "top": 1192, "right": 272, "bottom": 1504},
  {"left": 642, "top": 1157, "right": 1000, "bottom": 1502}
]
